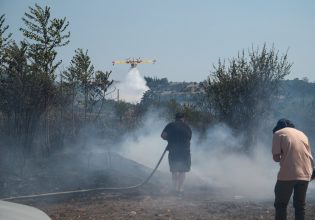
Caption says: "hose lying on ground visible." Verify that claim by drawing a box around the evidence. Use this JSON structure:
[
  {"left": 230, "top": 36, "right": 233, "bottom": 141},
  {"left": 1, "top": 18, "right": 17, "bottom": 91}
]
[{"left": 1, "top": 147, "right": 168, "bottom": 201}]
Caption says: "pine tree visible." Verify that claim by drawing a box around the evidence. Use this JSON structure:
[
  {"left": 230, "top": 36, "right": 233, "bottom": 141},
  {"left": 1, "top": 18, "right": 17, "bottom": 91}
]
[{"left": 20, "top": 4, "right": 70, "bottom": 77}]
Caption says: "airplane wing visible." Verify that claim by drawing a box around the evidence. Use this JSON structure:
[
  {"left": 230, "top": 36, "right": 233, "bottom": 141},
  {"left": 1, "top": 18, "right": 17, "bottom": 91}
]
[
  {"left": 112, "top": 60, "right": 127, "bottom": 65},
  {"left": 112, "top": 58, "right": 156, "bottom": 66},
  {"left": 141, "top": 59, "right": 156, "bottom": 64}
]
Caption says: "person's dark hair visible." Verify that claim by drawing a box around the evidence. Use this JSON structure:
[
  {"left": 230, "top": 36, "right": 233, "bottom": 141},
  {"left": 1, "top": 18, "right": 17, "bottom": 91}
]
[
  {"left": 273, "top": 118, "right": 295, "bottom": 133},
  {"left": 175, "top": 112, "right": 185, "bottom": 120}
]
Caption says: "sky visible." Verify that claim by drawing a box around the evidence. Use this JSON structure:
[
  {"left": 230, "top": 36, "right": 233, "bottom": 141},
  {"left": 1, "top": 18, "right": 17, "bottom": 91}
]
[{"left": 1, "top": 0, "right": 315, "bottom": 82}]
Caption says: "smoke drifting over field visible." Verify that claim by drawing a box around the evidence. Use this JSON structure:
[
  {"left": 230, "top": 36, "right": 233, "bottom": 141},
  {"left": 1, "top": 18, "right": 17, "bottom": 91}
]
[
  {"left": 1, "top": 110, "right": 314, "bottom": 202},
  {"left": 192, "top": 124, "right": 277, "bottom": 200},
  {"left": 115, "top": 68, "right": 149, "bottom": 103},
  {"left": 120, "top": 112, "right": 280, "bottom": 200},
  {"left": 119, "top": 112, "right": 170, "bottom": 171}
]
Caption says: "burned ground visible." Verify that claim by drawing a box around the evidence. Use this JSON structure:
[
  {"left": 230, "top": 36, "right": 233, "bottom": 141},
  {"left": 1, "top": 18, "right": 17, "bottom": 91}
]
[
  {"left": 6, "top": 186, "right": 315, "bottom": 220},
  {"left": 1, "top": 152, "right": 315, "bottom": 220}
]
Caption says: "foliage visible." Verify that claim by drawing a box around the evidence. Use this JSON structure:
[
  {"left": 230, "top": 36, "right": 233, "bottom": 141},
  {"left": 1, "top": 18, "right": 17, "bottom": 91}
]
[
  {"left": 62, "top": 48, "right": 113, "bottom": 122},
  {"left": 94, "top": 70, "right": 113, "bottom": 98},
  {"left": 0, "top": 14, "right": 12, "bottom": 67},
  {"left": 0, "top": 14, "right": 12, "bottom": 112},
  {"left": 144, "top": 76, "right": 169, "bottom": 89},
  {"left": 0, "top": 5, "right": 71, "bottom": 154},
  {"left": 275, "top": 79, "right": 315, "bottom": 139},
  {"left": 20, "top": 4, "right": 70, "bottom": 77},
  {"left": 0, "top": 42, "right": 29, "bottom": 114},
  {"left": 114, "top": 100, "right": 130, "bottom": 122},
  {"left": 204, "top": 44, "right": 292, "bottom": 149},
  {"left": 0, "top": 42, "right": 40, "bottom": 151},
  {"left": 139, "top": 89, "right": 160, "bottom": 111}
]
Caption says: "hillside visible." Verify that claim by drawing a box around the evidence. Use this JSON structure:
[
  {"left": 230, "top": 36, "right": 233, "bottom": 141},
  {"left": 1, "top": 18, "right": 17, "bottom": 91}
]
[{"left": 145, "top": 78, "right": 315, "bottom": 103}]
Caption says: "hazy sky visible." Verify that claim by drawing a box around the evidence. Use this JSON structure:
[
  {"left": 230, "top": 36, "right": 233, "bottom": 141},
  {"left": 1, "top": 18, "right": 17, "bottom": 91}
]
[{"left": 1, "top": 0, "right": 315, "bottom": 82}]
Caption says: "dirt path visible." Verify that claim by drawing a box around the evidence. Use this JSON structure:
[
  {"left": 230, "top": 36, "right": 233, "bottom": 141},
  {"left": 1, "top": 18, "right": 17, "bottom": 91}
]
[{"left": 15, "top": 187, "right": 315, "bottom": 220}]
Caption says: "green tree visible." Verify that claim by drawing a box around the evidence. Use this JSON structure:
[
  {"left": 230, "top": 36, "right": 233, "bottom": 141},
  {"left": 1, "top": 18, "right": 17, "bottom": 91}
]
[
  {"left": 0, "top": 14, "right": 12, "bottom": 68},
  {"left": 65, "top": 48, "right": 94, "bottom": 121},
  {"left": 139, "top": 89, "right": 160, "bottom": 110},
  {"left": 60, "top": 67, "right": 80, "bottom": 136},
  {"left": 20, "top": 4, "right": 70, "bottom": 77},
  {"left": 1, "top": 4, "right": 70, "bottom": 154},
  {"left": 92, "top": 70, "right": 113, "bottom": 120},
  {"left": 204, "top": 45, "right": 291, "bottom": 150},
  {"left": 114, "top": 100, "right": 130, "bottom": 123},
  {"left": 0, "top": 42, "right": 33, "bottom": 148},
  {"left": 63, "top": 49, "right": 113, "bottom": 124},
  {"left": 0, "top": 14, "right": 12, "bottom": 115},
  {"left": 144, "top": 76, "right": 169, "bottom": 89},
  {"left": 164, "top": 99, "right": 181, "bottom": 121}
]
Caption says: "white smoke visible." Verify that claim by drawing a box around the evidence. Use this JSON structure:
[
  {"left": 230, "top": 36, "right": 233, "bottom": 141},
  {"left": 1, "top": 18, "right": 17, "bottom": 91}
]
[
  {"left": 192, "top": 124, "right": 278, "bottom": 200},
  {"left": 119, "top": 112, "right": 169, "bottom": 171},
  {"left": 115, "top": 68, "right": 149, "bottom": 103},
  {"left": 120, "top": 112, "right": 280, "bottom": 201}
]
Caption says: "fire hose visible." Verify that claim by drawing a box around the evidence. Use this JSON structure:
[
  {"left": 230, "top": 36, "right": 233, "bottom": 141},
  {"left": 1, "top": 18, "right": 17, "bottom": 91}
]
[{"left": 1, "top": 147, "right": 168, "bottom": 201}]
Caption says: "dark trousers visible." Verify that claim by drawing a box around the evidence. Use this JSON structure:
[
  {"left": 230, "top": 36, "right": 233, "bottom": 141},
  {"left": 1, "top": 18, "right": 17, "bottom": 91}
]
[{"left": 274, "top": 180, "right": 309, "bottom": 220}]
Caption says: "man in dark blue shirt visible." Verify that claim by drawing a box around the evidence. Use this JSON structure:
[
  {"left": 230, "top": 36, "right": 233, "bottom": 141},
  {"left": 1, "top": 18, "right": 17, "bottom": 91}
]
[{"left": 161, "top": 112, "right": 192, "bottom": 195}]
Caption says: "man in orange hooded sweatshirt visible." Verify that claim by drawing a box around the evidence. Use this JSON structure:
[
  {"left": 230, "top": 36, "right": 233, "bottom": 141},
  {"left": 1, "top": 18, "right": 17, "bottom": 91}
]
[{"left": 272, "top": 118, "right": 314, "bottom": 220}]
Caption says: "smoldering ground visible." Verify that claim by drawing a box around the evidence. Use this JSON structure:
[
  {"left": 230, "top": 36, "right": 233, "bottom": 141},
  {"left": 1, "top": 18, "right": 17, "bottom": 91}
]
[
  {"left": 0, "top": 66, "right": 153, "bottom": 200},
  {"left": 0, "top": 113, "right": 171, "bottom": 201},
  {"left": 1, "top": 67, "right": 314, "bottom": 203},
  {"left": 1, "top": 110, "right": 314, "bottom": 204}
]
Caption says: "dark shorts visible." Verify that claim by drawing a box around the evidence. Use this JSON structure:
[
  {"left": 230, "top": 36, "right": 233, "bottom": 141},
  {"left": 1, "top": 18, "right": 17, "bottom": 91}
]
[{"left": 168, "top": 149, "right": 191, "bottom": 172}]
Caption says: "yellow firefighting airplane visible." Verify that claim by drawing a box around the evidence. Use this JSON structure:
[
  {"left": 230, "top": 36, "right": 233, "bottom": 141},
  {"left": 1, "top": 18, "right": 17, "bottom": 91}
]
[{"left": 112, "top": 58, "right": 156, "bottom": 68}]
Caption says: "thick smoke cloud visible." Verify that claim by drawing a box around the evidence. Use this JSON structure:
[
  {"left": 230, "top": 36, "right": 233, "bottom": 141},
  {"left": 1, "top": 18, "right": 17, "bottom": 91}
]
[
  {"left": 192, "top": 124, "right": 278, "bottom": 200},
  {"left": 119, "top": 112, "right": 170, "bottom": 172},
  {"left": 115, "top": 68, "right": 149, "bottom": 103},
  {"left": 119, "top": 112, "right": 294, "bottom": 201}
]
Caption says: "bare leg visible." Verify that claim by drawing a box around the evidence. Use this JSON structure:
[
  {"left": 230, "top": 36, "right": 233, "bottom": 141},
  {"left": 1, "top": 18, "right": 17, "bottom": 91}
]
[
  {"left": 171, "top": 172, "right": 179, "bottom": 192},
  {"left": 178, "top": 172, "right": 186, "bottom": 192}
]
